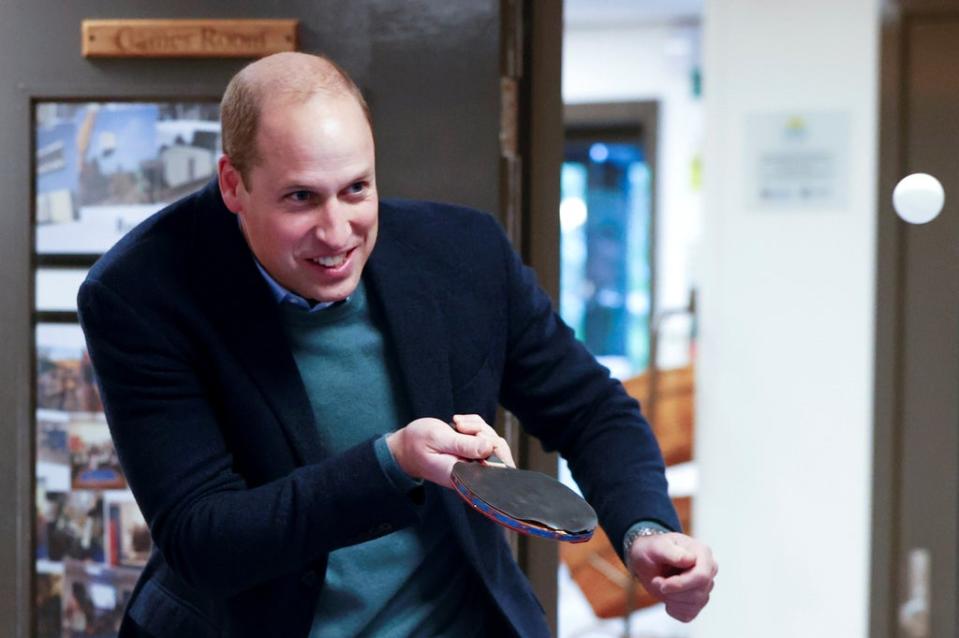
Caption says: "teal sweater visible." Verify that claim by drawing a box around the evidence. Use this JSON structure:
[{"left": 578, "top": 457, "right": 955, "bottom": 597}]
[{"left": 279, "top": 282, "right": 487, "bottom": 637}]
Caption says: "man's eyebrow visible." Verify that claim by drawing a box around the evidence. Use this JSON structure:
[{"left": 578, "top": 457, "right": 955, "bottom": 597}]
[
  {"left": 346, "top": 170, "right": 374, "bottom": 182},
  {"left": 280, "top": 183, "right": 316, "bottom": 192}
]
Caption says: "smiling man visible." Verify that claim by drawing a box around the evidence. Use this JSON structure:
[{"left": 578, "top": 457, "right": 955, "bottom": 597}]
[
  {"left": 219, "top": 69, "right": 379, "bottom": 305},
  {"left": 78, "top": 53, "right": 716, "bottom": 638}
]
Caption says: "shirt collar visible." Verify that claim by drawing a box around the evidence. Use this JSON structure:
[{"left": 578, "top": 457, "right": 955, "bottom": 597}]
[{"left": 252, "top": 259, "right": 339, "bottom": 313}]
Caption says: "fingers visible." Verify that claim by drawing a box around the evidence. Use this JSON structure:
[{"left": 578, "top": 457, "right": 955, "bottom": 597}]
[
  {"left": 661, "top": 576, "right": 713, "bottom": 622},
  {"left": 645, "top": 535, "right": 697, "bottom": 570},
  {"left": 413, "top": 417, "right": 495, "bottom": 462},
  {"left": 446, "top": 428, "right": 494, "bottom": 460},
  {"left": 665, "top": 598, "right": 708, "bottom": 623},
  {"left": 452, "top": 414, "right": 516, "bottom": 468},
  {"left": 451, "top": 414, "right": 494, "bottom": 436},
  {"left": 636, "top": 534, "right": 717, "bottom": 623},
  {"left": 653, "top": 569, "right": 712, "bottom": 597},
  {"left": 653, "top": 552, "right": 718, "bottom": 595},
  {"left": 489, "top": 436, "right": 516, "bottom": 468}
]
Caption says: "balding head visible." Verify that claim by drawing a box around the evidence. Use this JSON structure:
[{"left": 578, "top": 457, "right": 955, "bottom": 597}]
[{"left": 220, "top": 52, "right": 371, "bottom": 184}]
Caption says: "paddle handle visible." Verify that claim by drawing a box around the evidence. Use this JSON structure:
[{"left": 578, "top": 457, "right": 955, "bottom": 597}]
[{"left": 484, "top": 454, "right": 507, "bottom": 468}]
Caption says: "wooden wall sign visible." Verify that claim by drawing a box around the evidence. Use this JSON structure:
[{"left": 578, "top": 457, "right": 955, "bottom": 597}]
[{"left": 82, "top": 19, "right": 298, "bottom": 58}]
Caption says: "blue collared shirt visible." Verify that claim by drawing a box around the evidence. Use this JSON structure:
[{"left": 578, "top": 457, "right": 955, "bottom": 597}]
[{"left": 252, "top": 259, "right": 341, "bottom": 312}]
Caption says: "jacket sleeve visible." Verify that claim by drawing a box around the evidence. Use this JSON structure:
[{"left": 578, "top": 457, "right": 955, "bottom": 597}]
[
  {"left": 77, "top": 278, "right": 421, "bottom": 598},
  {"left": 490, "top": 218, "right": 681, "bottom": 558}
]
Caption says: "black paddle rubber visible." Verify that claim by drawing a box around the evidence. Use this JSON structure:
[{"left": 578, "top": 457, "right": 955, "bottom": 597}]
[{"left": 451, "top": 461, "right": 598, "bottom": 542}]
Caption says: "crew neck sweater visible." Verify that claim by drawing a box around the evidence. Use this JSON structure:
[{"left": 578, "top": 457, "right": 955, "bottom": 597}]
[{"left": 278, "top": 282, "right": 487, "bottom": 637}]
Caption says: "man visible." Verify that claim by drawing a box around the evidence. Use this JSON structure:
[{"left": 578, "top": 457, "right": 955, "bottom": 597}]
[{"left": 79, "top": 52, "right": 716, "bottom": 637}]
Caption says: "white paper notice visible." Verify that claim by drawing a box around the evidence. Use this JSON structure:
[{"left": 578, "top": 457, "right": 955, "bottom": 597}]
[{"left": 745, "top": 111, "right": 850, "bottom": 211}]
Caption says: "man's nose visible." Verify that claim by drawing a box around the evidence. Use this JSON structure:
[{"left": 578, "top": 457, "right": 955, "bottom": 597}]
[{"left": 311, "top": 201, "right": 351, "bottom": 246}]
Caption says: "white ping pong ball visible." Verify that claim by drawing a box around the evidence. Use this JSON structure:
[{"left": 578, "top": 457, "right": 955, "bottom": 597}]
[{"left": 893, "top": 173, "right": 945, "bottom": 224}]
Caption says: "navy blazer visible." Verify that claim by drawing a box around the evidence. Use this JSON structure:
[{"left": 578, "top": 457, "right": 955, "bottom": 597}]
[{"left": 78, "top": 179, "right": 679, "bottom": 637}]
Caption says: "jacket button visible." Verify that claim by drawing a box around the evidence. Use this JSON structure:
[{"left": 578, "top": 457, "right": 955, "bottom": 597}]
[{"left": 301, "top": 570, "right": 319, "bottom": 587}]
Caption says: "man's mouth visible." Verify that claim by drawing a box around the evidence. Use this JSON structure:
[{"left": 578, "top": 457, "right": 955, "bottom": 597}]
[{"left": 307, "top": 249, "right": 352, "bottom": 269}]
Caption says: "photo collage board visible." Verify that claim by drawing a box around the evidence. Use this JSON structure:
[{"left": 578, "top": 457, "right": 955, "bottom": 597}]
[{"left": 34, "top": 101, "right": 221, "bottom": 638}]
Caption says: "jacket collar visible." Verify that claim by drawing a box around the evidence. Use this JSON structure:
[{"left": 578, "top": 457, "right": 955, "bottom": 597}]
[{"left": 190, "top": 180, "right": 322, "bottom": 464}]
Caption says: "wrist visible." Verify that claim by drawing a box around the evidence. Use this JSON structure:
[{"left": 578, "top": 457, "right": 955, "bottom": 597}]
[
  {"left": 375, "top": 434, "right": 422, "bottom": 492},
  {"left": 385, "top": 431, "right": 403, "bottom": 468},
  {"left": 623, "top": 522, "right": 670, "bottom": 560}
]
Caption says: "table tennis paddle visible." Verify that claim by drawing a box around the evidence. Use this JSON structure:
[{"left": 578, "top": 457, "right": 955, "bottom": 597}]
[{"left": 450, "top": 456, "right": 598, "bottom": 543}]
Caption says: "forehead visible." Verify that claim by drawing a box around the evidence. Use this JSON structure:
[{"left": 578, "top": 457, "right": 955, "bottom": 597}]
[
  {"left": 259, "top": 91, "right": 369, "bottom": 138},
  {"left": 251, "top": 93, "right": 374, "bottom": 180}
]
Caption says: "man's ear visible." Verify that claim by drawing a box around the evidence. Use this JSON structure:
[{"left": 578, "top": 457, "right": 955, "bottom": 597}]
[{"left": 218, "top": 155, "right": 245, "bottom": 214}]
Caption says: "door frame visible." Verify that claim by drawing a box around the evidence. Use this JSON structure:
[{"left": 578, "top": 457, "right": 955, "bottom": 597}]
[
  {"left": 510, "top": 0, "right": 564, "bottom": 633},
  {"left": 871, "top": 4, "right": 905, "bottom": 635}
]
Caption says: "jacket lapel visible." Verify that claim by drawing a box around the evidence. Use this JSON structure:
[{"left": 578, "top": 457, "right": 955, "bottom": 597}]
[
  {"left": 364, "top": 215, "right": 454, "bottom": 423},
  {"left": 190, "top": 181, "right": 324, "bottom": 464}
]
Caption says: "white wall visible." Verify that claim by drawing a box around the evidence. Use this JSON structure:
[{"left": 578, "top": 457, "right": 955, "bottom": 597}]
[
  {"left": 563, "top": 21, "right": 703, "bottom": 368},
  {"left": 695, "top": 1, "right": 880, "bottom": 636}
]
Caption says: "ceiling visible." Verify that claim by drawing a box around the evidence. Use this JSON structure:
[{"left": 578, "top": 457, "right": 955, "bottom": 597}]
[{"left": 564, "top": 0, "right": 703, "bottom": 27}]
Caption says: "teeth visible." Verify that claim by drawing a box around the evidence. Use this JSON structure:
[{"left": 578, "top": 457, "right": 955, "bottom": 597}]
[{"left": 312, "top": 253, "right": 347, "bottom": 267}]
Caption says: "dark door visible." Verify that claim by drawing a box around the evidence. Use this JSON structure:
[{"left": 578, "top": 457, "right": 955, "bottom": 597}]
[
  {"left": 0, "top": 2, "right": 504, "bottom": 635},
  {"left": 875, "top": 5, "right": 959, "bottom": 637}
]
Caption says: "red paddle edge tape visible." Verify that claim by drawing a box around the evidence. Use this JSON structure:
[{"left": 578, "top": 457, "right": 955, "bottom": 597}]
[{"left": 451, "top": 473, "right": 594, "bottom": 544}]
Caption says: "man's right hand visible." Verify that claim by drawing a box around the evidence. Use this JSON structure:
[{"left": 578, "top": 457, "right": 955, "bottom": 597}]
[{"left": 386, "top": 415, "right": 515, "bottom": 488}]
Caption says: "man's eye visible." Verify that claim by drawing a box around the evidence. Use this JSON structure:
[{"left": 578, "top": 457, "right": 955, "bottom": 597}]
[
  {"left": 346, "top": 182, "right": 367, "bottom": 195},
  {"left": 287, "top": 190, "right": 312, "bottom": 202}
]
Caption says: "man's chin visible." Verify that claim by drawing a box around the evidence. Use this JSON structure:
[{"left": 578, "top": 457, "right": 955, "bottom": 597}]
[{"left": 305, "top": 281, "right": 358, "bottom": 304}]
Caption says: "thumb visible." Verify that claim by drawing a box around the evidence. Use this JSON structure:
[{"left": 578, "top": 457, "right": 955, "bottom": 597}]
[
  {"left": 648, "top": 537, "right": 697, "bottom": 569},
  {"left": 450, "top": 433, "right": 493, "bottom": 460}
]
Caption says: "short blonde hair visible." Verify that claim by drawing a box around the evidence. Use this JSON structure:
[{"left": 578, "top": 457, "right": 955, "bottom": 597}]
[{"left": 220, "top": 52, "right": 372, "bottom": 185}]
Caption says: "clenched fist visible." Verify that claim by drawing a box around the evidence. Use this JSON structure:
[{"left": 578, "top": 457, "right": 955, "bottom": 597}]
[{"left": 627, "top": 532, "right": 717, "bottom": 622}]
